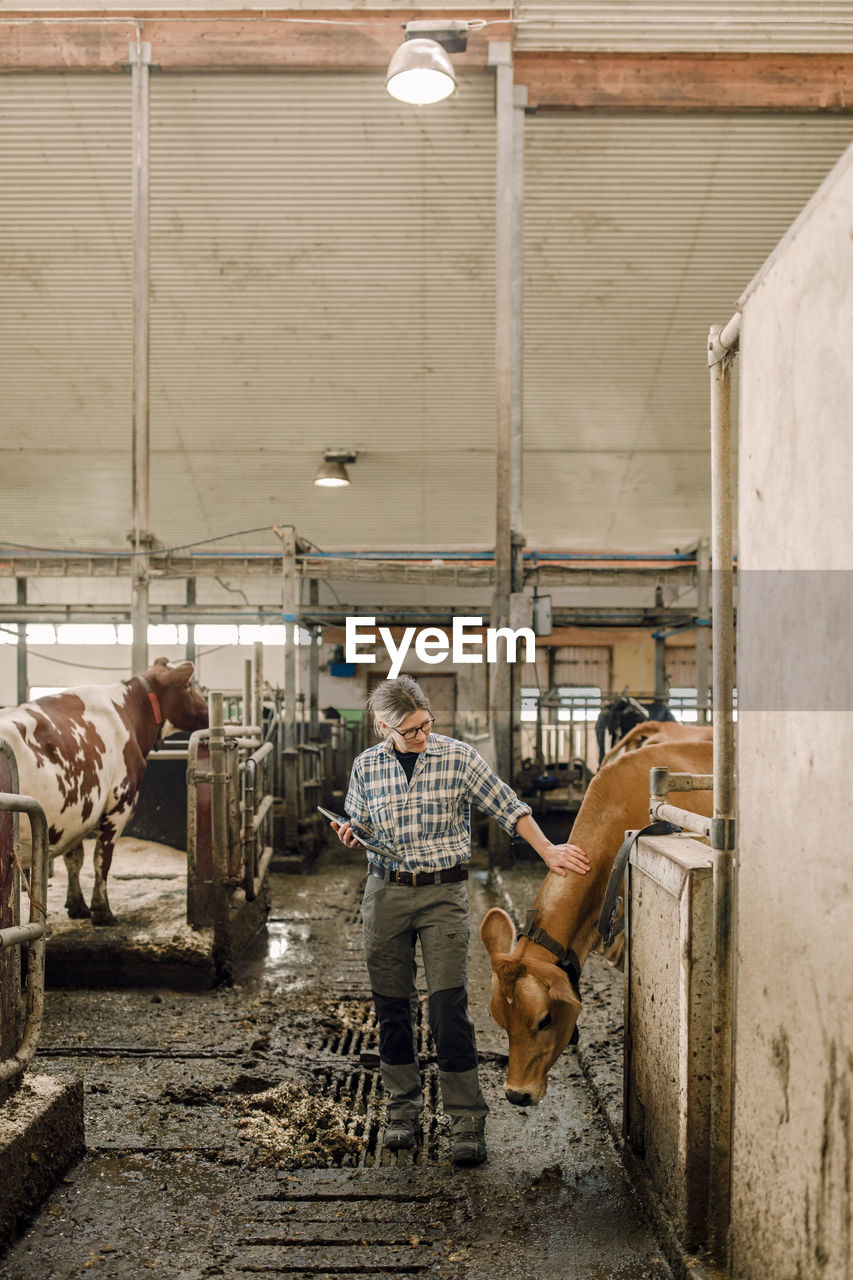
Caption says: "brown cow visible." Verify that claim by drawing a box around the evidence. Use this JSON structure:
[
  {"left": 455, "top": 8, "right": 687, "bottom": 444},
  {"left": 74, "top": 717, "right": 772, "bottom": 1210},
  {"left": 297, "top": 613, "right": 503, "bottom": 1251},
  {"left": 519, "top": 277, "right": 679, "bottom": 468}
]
[
  {"left": 598, "top": 720, "right": 714, "bottom": 770},
  {"left": 1, "top": 657, "right": 208, "bottom": 925},
  {"left": 480, "top": 740, "right": 714, "bottom": 1106}
]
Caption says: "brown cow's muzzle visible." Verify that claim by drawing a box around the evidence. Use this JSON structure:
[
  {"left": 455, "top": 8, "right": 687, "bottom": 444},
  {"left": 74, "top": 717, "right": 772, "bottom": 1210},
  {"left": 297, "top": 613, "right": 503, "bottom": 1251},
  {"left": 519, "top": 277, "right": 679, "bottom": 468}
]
[{"left": 506, "top": 1087, "right": 538, "bottom": 1107}]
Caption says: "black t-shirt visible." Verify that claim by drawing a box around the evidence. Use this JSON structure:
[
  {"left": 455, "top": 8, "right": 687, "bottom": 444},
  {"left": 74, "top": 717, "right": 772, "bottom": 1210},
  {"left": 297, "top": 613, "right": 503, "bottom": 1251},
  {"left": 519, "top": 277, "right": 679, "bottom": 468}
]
[{"left": 393, "top": 747, "right": 420, "bottom": 783}]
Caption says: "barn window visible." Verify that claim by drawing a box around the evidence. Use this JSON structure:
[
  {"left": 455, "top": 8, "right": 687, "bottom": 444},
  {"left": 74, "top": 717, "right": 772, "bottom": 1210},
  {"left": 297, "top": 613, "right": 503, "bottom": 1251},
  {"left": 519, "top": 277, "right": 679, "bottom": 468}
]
[
  {"left": 147, "top": 624, "right": 188, "bottom": 646},
  {"left": 670, "top": 686, "right": 699, "bottom": 722},
  {"left": 239, "top": 624, "right": 286, "bottom": 646},
  {"left": 27, "top": 624, "right": 57, "bottom": 645},
  {"left": 0, "top": 624, "right": 57, "bottom": 645},
  {"left": 56, "top": 624, "right": 121, "bottom": 646},
  {"left": 195, "top": 625, "right": 239, "bottom": 646}
]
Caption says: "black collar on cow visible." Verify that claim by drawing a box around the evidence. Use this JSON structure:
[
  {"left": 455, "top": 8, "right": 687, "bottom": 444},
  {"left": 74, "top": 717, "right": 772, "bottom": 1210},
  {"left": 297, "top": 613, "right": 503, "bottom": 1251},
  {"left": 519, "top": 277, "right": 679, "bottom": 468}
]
[
  {"left": 521, "top": 909, "right": 582, "bottom": 993},
  {"left": 137, "top": 674, "right": 163, "bottom": 726},
  {"left": 520, "top": 909, "right": 582, "bottom": 1046}
]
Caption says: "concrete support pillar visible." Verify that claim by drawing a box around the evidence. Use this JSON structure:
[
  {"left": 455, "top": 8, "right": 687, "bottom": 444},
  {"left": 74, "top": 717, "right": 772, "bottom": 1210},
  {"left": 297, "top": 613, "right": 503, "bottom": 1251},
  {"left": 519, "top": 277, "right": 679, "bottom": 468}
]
[
  {"left": 308, "top": 579, "right": 320, "bottom": 739},
  {"left": 15, "top": 580, "right": 27, "bottom": 705},
  {"left": 185, "top": 578, "right": 196, "bottom": 666},
  {"left": 252, "top": 640, "right": 264, "bottom": 736},
  {"left": 489, "top": 44, "right": 526, "bottom": 859},
  {"left": 279, "top": 525, "right": 298, "bottom": 751},
  {"left": 130, "top": 38, "right": 152, "bottom": 677},
  {"left": 696, "top": 538, "right": 711, "bottom": 723},
  {"left": 654, "top": 634, "right": 668, "bottom": 704}
]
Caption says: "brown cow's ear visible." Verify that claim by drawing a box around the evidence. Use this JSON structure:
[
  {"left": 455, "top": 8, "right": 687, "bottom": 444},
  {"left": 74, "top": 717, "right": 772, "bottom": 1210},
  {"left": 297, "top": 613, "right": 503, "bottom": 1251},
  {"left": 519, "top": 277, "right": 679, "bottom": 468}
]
[
  {"left": 164, "top": 661, "right": 195, "bottom": 685},
  {"left": 480, "top": 907, "right": 515, "bottom": 958}
]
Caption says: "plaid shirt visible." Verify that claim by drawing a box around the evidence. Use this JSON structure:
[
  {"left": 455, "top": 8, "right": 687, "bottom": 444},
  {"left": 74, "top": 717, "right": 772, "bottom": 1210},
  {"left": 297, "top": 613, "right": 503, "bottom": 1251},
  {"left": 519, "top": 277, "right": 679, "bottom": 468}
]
[{"left": 344, "top": 732, "right": 532, "bottom": 872}]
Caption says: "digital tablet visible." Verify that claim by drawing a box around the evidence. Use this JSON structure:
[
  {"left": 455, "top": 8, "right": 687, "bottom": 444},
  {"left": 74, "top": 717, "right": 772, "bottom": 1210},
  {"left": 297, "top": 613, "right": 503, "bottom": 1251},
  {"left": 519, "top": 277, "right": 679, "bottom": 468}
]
[{"left": 317, "top": 806, "right": 402, "bottom": 861}]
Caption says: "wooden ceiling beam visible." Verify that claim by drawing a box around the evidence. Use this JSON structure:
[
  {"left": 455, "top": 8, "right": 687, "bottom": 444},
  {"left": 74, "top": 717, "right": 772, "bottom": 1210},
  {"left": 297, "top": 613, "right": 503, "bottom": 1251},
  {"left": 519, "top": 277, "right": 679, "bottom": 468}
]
[
  {"left": 1, "top": 15, "right": 851, "bottom": 113},
  {"left": 516, "top": 52, "right": 853, "bottom": 112},
  {"left": 0, "top": 10, "right": 506, "bottom": 74}
]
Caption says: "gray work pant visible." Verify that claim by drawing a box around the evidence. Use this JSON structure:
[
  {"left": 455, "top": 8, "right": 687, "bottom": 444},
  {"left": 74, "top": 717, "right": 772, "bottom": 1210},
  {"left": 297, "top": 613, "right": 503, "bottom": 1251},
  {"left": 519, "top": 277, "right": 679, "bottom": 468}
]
[{"left": 361, "top": 874, "right": 487, "bottom": 1123}]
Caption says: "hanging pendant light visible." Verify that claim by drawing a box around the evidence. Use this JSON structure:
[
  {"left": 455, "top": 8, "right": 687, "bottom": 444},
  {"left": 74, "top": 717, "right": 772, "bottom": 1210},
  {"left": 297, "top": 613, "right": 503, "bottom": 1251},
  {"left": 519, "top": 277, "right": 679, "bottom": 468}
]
[
  {"left": 313, "top": 451, "right": 357, "bottom": 488},
  {"left": 385, "top": 21, "right": 470, "bottom": 106}
]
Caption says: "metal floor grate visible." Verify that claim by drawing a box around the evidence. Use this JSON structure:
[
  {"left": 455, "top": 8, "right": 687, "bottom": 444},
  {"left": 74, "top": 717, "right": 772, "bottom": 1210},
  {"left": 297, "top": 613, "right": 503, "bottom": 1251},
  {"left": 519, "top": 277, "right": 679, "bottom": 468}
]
[
  {"left": 316, "top": 997, "right": 433, "bottom": 1061},
  {"left": 305, "top": 998, "right": 447, "bottom": 1167},
  {"left": 228, "top": 1181, "right": 467, "bottom": 1276},
  {"left": 308, "top": 1060, "right": 446, "bottom": 1167}
]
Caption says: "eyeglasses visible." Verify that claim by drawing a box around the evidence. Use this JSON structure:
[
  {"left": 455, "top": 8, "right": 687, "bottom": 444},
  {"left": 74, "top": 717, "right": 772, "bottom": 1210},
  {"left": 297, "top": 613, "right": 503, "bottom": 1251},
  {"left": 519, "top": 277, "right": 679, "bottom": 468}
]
[{"left": 394, "top": 715, "right": 435, "bottom": 742}]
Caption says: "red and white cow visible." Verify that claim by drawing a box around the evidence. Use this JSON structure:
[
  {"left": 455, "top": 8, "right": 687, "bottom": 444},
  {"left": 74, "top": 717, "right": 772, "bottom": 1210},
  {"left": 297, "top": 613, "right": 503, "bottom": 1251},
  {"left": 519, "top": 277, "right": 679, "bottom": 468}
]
[{"left": 1, "top": 657, "right": 208, "bottom": 926}]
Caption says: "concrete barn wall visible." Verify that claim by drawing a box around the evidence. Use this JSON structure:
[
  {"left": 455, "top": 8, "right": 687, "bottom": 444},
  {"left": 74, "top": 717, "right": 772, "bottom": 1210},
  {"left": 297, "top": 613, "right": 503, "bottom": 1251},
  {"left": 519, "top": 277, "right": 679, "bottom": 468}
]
[{"left": 732, "top": 141, "right": 853, "bottom": 1280}]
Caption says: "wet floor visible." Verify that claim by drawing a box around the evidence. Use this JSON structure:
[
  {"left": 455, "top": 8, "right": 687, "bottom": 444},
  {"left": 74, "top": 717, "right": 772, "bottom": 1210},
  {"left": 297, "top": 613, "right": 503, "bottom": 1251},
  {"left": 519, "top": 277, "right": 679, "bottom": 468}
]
[{"left": 1, "top": 849, "right": 670, "bottom": 1280}]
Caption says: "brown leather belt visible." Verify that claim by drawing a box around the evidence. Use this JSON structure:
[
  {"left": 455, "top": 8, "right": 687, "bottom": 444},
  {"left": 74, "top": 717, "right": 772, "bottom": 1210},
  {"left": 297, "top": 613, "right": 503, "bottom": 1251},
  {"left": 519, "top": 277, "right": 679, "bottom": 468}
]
[{"left": 368, "top": 863, "right": 468, "bottom": 887}]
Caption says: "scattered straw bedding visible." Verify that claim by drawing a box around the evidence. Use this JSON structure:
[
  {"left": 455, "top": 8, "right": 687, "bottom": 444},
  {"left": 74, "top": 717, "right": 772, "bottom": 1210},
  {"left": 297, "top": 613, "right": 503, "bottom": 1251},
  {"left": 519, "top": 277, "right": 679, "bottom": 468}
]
[{"left": 233, "top": 1080, "right": 361, "bottom": 1170}]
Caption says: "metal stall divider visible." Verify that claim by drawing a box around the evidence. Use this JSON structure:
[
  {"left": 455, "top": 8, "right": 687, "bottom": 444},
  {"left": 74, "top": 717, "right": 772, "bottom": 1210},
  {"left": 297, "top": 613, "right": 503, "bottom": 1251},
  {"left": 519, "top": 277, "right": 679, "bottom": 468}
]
[
  {"left": 185, "top": 693, "right": 271, "bottom": 978},
  {"left": 0, "top": 740, "right": 49, "bottom": 1096}
]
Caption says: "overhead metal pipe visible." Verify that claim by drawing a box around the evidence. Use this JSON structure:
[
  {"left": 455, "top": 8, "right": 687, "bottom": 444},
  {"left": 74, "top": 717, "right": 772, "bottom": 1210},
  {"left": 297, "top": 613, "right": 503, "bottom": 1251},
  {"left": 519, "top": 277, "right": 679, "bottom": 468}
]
[{"left": 706, "top": 319, "right": 739, "bottom": 1260}]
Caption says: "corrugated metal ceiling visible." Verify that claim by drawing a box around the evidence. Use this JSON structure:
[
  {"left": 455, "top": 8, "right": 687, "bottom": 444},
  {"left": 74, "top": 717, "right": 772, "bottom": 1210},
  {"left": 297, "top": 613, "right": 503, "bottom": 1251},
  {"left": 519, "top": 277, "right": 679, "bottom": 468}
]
[
  {"left": 514, "top": 2, "right": 853, "bottom": 52},
  {"left": 1, "top": 69, "right": 851, "bottom": 555}
]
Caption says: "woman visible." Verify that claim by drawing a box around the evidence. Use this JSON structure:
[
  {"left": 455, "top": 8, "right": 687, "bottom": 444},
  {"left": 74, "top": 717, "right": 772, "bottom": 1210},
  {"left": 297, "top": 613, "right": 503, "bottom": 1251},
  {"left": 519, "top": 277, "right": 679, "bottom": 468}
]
[{"left": 332, "top": 674, "right": 590, "bottom": 1165}]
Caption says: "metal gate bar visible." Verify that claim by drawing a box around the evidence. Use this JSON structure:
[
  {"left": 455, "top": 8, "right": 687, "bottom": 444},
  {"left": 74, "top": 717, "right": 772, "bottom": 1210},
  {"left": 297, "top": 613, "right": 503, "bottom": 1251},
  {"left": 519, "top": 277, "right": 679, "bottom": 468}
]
[{"left": 0, "top": 740, "right": 49, "bottom": 1088}]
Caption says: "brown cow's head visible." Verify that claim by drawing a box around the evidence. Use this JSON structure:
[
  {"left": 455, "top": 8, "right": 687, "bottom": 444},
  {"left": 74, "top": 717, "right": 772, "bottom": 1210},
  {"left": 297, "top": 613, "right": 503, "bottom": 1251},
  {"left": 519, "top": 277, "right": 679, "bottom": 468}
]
[
  {"left": 480, "top": 907, "right": 582, "bottom": 1107},
  {"left": 145, "top": 657, "right": 209, "bottom": 733}
]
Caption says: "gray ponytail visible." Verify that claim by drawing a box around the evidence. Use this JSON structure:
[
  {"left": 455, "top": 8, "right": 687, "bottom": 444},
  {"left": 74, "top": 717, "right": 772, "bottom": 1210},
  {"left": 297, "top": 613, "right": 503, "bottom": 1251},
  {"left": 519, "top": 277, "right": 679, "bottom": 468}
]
[{"left": 367, "top": 676, "right": 431, "bottom": 737}]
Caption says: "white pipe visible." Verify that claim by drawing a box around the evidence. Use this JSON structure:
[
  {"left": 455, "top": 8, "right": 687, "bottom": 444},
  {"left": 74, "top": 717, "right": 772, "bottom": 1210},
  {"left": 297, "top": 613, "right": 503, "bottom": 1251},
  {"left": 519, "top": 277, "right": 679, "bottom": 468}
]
[{"left": 650, "top": 801, "right": 712, "bottom": 839}]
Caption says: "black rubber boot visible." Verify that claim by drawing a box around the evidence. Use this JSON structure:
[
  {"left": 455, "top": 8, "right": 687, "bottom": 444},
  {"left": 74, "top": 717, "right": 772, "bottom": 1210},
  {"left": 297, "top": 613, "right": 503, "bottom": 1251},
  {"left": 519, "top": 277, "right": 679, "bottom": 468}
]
[
  {"left": 384, "top": 1117, "right": 422, "bottom": 1151},
  {"left": 451, "top": 1116, "right": 487, "bottom": 1165}
]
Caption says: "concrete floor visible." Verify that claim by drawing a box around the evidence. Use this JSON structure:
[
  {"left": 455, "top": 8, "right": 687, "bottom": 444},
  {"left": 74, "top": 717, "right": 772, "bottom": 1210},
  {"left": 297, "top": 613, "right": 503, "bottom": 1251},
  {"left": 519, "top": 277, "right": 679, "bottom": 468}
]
[{"left": 0, "top": 847, "right": 669, "bottom": 1280}]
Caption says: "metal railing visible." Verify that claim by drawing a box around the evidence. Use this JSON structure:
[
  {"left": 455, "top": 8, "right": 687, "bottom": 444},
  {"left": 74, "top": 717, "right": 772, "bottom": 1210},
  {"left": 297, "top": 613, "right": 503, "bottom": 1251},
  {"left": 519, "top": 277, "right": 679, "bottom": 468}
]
[
  {"left": 241, "top": 739, "right": 274, "bottom": 902},
  {"left": 0, "top": 740, "right": 49, "bottom": 1090},
  {"left": 649, "top": 766, "right": 714, "bottom": 838}
]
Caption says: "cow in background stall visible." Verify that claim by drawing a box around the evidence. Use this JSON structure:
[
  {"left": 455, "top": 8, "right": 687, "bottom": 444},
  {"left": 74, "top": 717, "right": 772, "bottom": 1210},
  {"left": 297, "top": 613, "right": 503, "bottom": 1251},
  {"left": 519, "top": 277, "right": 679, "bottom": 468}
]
[
  {"left": 1, "top": 657, "right": 209, "bottom": 926},
  {"left": 598, "top": 719, "right": 714, "bottom": 770},
  {"left": 594, "top": 693, "right": 675, "bottom": 767},
  {"left": 481, "top": 739, "right": 714, "bottom": 1107}
]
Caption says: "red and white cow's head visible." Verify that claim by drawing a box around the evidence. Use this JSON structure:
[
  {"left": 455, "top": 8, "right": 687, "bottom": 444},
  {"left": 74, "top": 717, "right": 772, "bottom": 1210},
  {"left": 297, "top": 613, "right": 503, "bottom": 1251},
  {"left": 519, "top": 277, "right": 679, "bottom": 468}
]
[
  {"left": 143, "top": 657, "right": 209, "bottom": 734},
  {"left": 480, "top": 907, "right": 583, "bottom": 1107}
]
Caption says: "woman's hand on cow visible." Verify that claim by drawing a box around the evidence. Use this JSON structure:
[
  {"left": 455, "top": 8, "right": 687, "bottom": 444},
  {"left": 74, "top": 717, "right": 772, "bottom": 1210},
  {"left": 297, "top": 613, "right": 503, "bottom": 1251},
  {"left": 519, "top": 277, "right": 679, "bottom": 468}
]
[
  {"left": 331, "top": 820, "right": 364, "bottom": 850},
  {"left": 541, "top": 841, "right": 591, "bottom": 878}
]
